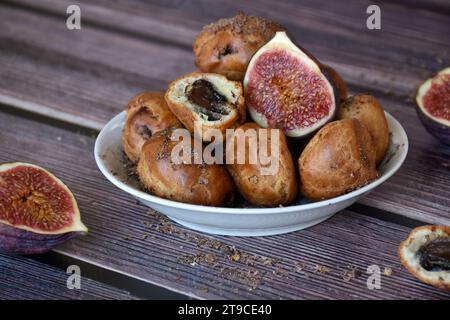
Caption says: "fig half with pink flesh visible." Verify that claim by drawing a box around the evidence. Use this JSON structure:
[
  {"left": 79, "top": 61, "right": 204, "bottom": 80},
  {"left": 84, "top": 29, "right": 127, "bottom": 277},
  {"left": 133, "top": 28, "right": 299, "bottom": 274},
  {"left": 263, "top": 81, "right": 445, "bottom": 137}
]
[
  {"left": 416, "top": 67, "right": 450, "bottom": 145},
  {"left": 0, "top": 162, "right": 87, "bottom": 254},
  {"left": 243, "top": 31, "right": 338, "bottom": 138}
]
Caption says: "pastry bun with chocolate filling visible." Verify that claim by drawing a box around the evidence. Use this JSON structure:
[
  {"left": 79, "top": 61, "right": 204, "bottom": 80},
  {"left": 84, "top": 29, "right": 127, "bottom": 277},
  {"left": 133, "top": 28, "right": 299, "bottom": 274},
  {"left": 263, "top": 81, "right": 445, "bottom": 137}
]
[
  {"left": 399, "top": 225, "right": 450, "bottom": 290},
  {"left": 137, "top": 129, "right": 235, "bottom": 206},
  {"left": 193, "top": 12, "right": 285, "bottom": 81},
  {"left": 165, "top": 72, "right": 245, "bottom": 141},
  {"left": 122, "top": 92, "right": 182, "bottom": 162}
]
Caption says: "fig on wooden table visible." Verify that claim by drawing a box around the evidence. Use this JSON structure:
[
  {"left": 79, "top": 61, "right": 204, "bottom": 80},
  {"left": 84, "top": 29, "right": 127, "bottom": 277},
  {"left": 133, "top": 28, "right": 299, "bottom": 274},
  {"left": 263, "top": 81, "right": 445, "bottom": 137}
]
[
  {"left": 416, "top": 67, "right": 450, "bottom": 145},
  {"left": 243, "top": 31, "right": 338, "bottom": 138},
  {"left": 0, "top": 162, "right": 87, "bottom": 254}
]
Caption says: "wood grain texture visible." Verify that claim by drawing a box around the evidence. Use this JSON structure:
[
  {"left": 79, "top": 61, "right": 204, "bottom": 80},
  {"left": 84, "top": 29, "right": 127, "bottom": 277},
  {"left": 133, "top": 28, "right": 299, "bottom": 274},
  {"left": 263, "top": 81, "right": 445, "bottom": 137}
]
[
  {"left": 0, "top": 110, "right": 449, "bottom": 299},
  {"left": 0, "top": 253, "right": 138, "bottom": 300},
  {"left": 0, "top": 1, "right": 448, "bottom": 225},
  {"left": 2, "top": 0, "right": 449, "bottom": 121}
]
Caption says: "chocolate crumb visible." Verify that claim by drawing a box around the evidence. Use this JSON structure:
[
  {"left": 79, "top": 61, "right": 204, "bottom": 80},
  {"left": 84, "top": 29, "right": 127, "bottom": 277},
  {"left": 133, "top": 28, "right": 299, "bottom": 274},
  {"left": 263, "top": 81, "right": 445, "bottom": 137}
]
[
  {"left": 314, "top": 264, "right": 331, "bottom": 274},
  {"left": 341, "top": 266, "right": 360, "bottom": 282},
  {"left": 383, "top": 267, "right": 393, "bottom": 276},
  {"left": 294, "top": 262, "right": 305, "bottom": 272}
]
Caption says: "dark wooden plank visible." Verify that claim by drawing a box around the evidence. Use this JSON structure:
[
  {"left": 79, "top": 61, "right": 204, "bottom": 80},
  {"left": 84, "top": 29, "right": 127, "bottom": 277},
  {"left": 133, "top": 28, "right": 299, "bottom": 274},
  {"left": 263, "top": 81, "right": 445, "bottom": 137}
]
[
  {"left": 0, "top": 253, "right": 138, "bottom": 300},
  {"left": 0, "top": 1, "right": 449, "bottom": 226},
  {"left": 389, "top": 0, "right": 450, "bottom": 15},
  {"left": 2, "top": 0, "right": 449, "bottom": 117},
  {"left": 0, "top": 3, "right": 195, "bottom": 130},
  {"left": 0, "top": 110, "right": 449, "bottom": 299}
]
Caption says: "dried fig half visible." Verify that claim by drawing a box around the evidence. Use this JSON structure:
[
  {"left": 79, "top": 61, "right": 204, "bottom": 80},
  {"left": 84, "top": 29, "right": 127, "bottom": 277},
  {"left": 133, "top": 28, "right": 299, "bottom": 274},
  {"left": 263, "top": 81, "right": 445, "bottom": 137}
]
[
  {"left": 416, "top": 67, "right": 450, "bottom": 145},
  {"left": 243, "top": 31, "right": 338, "bottom": 138},
  {"left": 0, "top": 162, "right": 87, "bottom": 254}
]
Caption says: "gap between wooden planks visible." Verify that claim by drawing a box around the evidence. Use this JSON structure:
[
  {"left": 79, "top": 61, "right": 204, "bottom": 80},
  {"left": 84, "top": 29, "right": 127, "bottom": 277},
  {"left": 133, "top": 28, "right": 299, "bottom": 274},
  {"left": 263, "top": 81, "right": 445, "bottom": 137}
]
[{"left": 1, "top": 107, "right": 450, "bottom": 299}]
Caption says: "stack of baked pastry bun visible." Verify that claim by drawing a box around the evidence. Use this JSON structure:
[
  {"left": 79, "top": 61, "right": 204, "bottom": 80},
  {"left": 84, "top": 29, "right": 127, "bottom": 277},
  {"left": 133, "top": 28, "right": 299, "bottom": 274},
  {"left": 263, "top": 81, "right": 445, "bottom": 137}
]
[{"left": 122, "top": 12, "right": 390, "bottom": 207}]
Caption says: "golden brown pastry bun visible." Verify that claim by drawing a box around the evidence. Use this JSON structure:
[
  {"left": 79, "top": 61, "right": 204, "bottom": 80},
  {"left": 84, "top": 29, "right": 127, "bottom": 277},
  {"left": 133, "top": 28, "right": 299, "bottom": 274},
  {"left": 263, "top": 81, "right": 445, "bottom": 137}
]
[
  {"left": 338, "top": 94, "right": 389, "bottom": 165},
  {"left": 299, "top": 118, "right": 378, "bottom": 201},
  {"left": 137, "top": 129, "right": 235, "bottom": 206},
  {"left": 193, "top": 12, "right": 285, "bottom": 81},
  {"left": 165, "top": 72, "right": 245, "bottom": 142},
  {"left": 122, "top": 92, "right": 182, "bottom": 162},
  {"left": 323, "top": 64, "right": 348, "bottom": 102},
  {"left": 226, "top": 123, "right": 297, "bottom": 206}
]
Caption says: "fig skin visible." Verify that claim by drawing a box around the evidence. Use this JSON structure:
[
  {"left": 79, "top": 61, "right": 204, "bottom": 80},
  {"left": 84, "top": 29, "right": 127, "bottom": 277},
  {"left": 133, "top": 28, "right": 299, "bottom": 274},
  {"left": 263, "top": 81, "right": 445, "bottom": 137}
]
[
  {"left": 323, "top": 64, "right": 348, "bottom": 102},
  {"left": 243, "top": 31, "right": 338, "bottom": 139},
  {"left": 226, "top": 123, "right": 298, "bottom": 206},
  {"left": 0, "top": 162, "right": 87, "bottom": 254},
  {"left": 337, "top": 94, "right": 389, "bottom": 165},
  {"left": 137, "top": 129, "right": 235, "bottom": 206},
  {"left": 416, "top": 108, "right": 450, "bottom": 145},
  {"left": 299, "top": 118, "right": 378, "bottom": 201},
  {"left": 0, "top": 162, "right": 87, "bottom": 235},
  {"left": 122, "top": 92, "right": 182, "bottom": 163},
  {"left": 415, "top": 67, "right": 450, "bottom": 145},
  {"left": 0, "top": 223, "right": 83, "bottom": 255}
]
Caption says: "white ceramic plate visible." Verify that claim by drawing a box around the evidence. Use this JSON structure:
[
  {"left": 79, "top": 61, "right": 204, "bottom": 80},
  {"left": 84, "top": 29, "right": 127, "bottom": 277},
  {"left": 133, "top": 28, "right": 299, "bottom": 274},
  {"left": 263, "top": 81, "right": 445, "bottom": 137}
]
[{"left": 94, "top": 111, "right": 408, "bottom": 236}]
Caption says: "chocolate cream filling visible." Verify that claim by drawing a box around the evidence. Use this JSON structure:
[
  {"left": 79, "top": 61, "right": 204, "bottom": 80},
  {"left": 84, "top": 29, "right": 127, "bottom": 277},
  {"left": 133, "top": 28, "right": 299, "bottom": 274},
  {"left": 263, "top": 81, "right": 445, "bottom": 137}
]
[
  {"left": 186, "top": 79, "right": 231, "bottom": 121},
  {"left": 418, "top": 237, "right": 450, "bottom": 271}
]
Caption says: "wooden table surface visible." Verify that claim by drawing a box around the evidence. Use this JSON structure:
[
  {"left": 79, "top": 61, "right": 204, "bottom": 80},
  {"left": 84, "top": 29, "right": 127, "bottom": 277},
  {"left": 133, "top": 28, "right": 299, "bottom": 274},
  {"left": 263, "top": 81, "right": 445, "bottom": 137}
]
[{"left": 0, "top": 0, "right": 449, "bottom": 300}]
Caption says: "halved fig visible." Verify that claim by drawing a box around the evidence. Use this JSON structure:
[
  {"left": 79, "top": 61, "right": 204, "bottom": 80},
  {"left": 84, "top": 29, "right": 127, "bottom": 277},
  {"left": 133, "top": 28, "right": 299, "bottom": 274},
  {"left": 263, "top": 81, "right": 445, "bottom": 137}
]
[
  {"left": 416, "top": 67, "right": 450, "bottom": 145},
  {"left": 243, "top": 31, "right": 338, "bottom": 138},
  {"left": 399, "top": 225, "right": 450, "bottom": 290},
  {"left": 0, "top": 162, "right": 87, "bottom": 254}
]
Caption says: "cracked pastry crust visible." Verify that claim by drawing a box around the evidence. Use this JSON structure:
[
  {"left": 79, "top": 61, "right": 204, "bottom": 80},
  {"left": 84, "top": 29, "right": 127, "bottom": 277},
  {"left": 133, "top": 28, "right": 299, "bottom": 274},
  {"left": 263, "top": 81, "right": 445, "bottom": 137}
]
[
  {"left": 193, "top": 12, "right": 285, "bottom": 81},
  {"left": 137, "top": 129, "right": 235, "bottom": 206},
  {"left": 122, "top": 92, "right": 182, "bottom": 162},
  {"left": 165, "top": 72, "right": 245, "bottom": 142}
]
